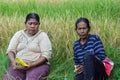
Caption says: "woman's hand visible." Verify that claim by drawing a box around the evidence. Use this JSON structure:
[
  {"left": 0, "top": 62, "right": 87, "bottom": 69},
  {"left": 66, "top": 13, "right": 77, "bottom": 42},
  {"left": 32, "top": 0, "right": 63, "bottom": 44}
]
[
  {"left": 12, "top": 60, "right": 26, "bottom": 70},
  {"left": 22, "top": 62, "right": 35, "bottom": 69},
  {"left": 26, "top": 56, "right": 47, "bottom": 69},
  {"left": 74, "top": 65, "right": 84, "bottom": 74},
  {"left": 26, "top": 62, "right": 33, "bottom": 69}
]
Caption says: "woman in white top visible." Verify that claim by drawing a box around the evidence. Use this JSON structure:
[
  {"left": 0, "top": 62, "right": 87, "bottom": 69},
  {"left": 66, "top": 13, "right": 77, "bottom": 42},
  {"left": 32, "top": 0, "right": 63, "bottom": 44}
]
[{"left": 4, "top": 13, "right": 52, "bottom": 80}]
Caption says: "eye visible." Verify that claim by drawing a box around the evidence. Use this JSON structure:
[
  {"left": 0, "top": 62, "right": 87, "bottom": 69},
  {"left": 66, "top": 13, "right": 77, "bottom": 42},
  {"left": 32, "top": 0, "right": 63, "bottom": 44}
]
[
  {"left": 77, "top": 27, "right": 81, "bottom": 30},
  {"left": 34, "top": 22, "right": 39, "bottom": 25},
  {"left": 28, "top": 22, "right": 32, "bottom": 25}
]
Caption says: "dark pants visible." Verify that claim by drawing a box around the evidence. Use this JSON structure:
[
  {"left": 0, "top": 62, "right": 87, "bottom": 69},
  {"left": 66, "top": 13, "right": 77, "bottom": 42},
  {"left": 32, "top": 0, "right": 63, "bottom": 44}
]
[{"left": 74, "top": 53, "right": 108, "bottom": 80}]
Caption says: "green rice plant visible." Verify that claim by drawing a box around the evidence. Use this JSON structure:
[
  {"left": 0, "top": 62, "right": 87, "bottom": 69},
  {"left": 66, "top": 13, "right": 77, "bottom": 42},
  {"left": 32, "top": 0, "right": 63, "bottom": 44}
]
[
  {"left": 0, "top": 51, "right": 9, "bottom": 79},
  {"left": 0, "top": 0, "right": 119, "bottom": 19}
]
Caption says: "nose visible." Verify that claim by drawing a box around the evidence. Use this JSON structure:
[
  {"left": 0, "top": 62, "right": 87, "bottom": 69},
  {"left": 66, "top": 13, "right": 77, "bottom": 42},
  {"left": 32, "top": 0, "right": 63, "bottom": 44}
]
[
  {"left": 31, "top": 24, "right": 35, "bottom": 28},
  {"left": 80, "top": 29, "right": 84, "bottom": 33}
]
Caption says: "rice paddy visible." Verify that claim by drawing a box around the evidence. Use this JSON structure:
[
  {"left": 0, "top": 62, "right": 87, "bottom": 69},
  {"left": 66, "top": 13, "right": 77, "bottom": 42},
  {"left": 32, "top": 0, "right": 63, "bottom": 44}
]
[{"left": 0, "top": 0, "right": 120, "bottom": 79}]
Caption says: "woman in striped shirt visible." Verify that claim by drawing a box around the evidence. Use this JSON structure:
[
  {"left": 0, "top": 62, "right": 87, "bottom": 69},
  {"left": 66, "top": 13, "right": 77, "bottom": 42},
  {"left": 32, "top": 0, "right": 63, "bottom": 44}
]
[{"left": 73, "top": 17, "right": 108, "bottom": 80}]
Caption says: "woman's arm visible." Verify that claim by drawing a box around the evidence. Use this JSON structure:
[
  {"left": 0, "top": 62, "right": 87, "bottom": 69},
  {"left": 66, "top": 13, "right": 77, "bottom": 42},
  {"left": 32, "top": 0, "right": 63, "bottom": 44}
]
[
  {"left": 93, "top": 35, "right": 106, "bottom": 60},
  {"left": 7, "top": 31, "right": 21, "bottom": 69},
  {"left": 8, "top": 51, "right": 17, "bottom": 70},
  {"left": 7, "top": 31, "right": 21, "bottom": 54},
  {"left": 8, "top": 51, "right": 16, "bottom": 63},
  {"left": 27, "top": 56, "right": 47, "bottom": 68}
]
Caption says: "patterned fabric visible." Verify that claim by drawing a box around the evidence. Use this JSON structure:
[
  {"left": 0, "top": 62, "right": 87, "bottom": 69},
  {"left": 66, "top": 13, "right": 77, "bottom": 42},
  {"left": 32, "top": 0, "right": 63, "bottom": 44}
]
[
  {"left": 102, "top": 57, "right": 114, "bottom": 76},
  {"left": 73, "top": 34, "right": 106, "bottom": 65}
]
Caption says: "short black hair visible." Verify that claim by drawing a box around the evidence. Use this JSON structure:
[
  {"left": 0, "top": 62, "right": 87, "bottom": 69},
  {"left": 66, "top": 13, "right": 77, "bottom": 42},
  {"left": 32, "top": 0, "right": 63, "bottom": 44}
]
[
  {"left": 25, "top": 13, "right": 40, "bottom": 23},
  {"left": 75, "top": 17, "right": 90, "bottom": 31}
]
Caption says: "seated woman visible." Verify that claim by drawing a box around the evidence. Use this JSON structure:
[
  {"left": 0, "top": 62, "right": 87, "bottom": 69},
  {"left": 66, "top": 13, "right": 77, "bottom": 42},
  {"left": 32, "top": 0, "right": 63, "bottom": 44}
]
[
  {"left": 73, "top": 17, "right": 108, "bottom": 80},
  {"left": 4, "top": 13, "right": 52, "bottom": 80}
]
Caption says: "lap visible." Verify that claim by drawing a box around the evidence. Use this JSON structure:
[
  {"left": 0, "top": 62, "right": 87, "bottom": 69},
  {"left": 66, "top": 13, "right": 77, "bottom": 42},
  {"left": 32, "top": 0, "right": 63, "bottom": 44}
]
[
  {"left": 4, "top": 64, "right": 50, "bottom": 80},
  {"left": 4, "top": 64, "right": 26, "bottom": 80},
  {"left": 26, "top": 63, "right": 50, "bottom": 80}
]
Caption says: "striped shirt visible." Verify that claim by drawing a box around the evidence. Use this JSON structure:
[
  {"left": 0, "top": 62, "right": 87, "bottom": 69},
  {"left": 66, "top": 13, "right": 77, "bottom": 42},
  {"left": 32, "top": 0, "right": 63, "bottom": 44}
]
[{"left": 73, "top": 34, "right": 106, "bottom": 65}]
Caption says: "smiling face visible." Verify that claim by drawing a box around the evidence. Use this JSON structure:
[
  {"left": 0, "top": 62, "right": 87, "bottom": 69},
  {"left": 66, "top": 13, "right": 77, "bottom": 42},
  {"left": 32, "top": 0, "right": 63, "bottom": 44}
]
[
  {"left": 25, "top": 18, "right": 40, "bottom": 36},
  {"left": 76, "top": 21, "right": 89, "bottom": 39}
]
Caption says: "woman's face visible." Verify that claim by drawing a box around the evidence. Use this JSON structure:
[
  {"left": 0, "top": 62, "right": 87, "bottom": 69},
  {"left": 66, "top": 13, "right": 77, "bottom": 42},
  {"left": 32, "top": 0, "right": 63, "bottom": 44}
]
[
  {"left": 76, "top": 21, "right": 89, "bottom": 39},
  {"left": 25, "top": 18, "right": 40, "bottom": 36}
]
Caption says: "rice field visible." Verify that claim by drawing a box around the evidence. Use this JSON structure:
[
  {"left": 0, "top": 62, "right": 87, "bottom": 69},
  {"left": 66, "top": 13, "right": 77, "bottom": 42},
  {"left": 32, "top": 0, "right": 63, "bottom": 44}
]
[{"left": 0, "top": 0, "right": 120, "bottom": 79}]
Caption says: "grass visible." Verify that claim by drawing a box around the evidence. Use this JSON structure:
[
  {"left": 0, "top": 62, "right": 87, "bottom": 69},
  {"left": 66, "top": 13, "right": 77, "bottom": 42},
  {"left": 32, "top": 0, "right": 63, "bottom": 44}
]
[{"left": 0, "top": 0, "right": 120, "bottom": 79}]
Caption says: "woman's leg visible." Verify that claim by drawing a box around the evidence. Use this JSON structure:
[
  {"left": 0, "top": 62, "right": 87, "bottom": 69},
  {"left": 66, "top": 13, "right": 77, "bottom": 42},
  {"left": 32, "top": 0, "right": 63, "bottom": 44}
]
[
  {"left": 83, "top": 53, "right": 94, "bottom": 80},
  {"left": 94, "top": 58, "right": 108, "bottom": 80},
  {"left": 74, "top": 53, "right": 94, "bottom": 80},
  {"left": 26, "top": 63, "right": 50, "bottom": 80},
  {"left": 83, "top": 53, "right": 108, "bottom": 80},
  {"left": 74, "top": 73, "right": 84, "bottom": 80},
  {"left": 4, "top": 64, "right": 26, "bottom": 80}
]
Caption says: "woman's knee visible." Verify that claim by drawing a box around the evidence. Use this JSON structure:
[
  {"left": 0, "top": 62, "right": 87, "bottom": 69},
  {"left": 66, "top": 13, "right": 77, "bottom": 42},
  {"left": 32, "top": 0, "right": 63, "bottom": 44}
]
[
  {"left": 4, "top": 65, "right": 25, "bottom": 80},
  {"left": 84, "top": 53, "right": 94, "bottom": 61},
  {"left": 74, "top": 73, "right": 84, "bottom": 80},
  {"left": 26, "top": 64, "right": 50, "bottom": 80}
]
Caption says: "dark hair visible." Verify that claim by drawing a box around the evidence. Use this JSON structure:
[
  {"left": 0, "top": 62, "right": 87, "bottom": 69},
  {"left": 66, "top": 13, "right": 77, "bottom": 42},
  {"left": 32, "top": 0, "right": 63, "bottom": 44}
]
[
  {"left": 25, "top": 13, "right": 40, "bottom": 23},
  {"left": 75, "top": 17, "right": 90, "bottom": 31}
]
